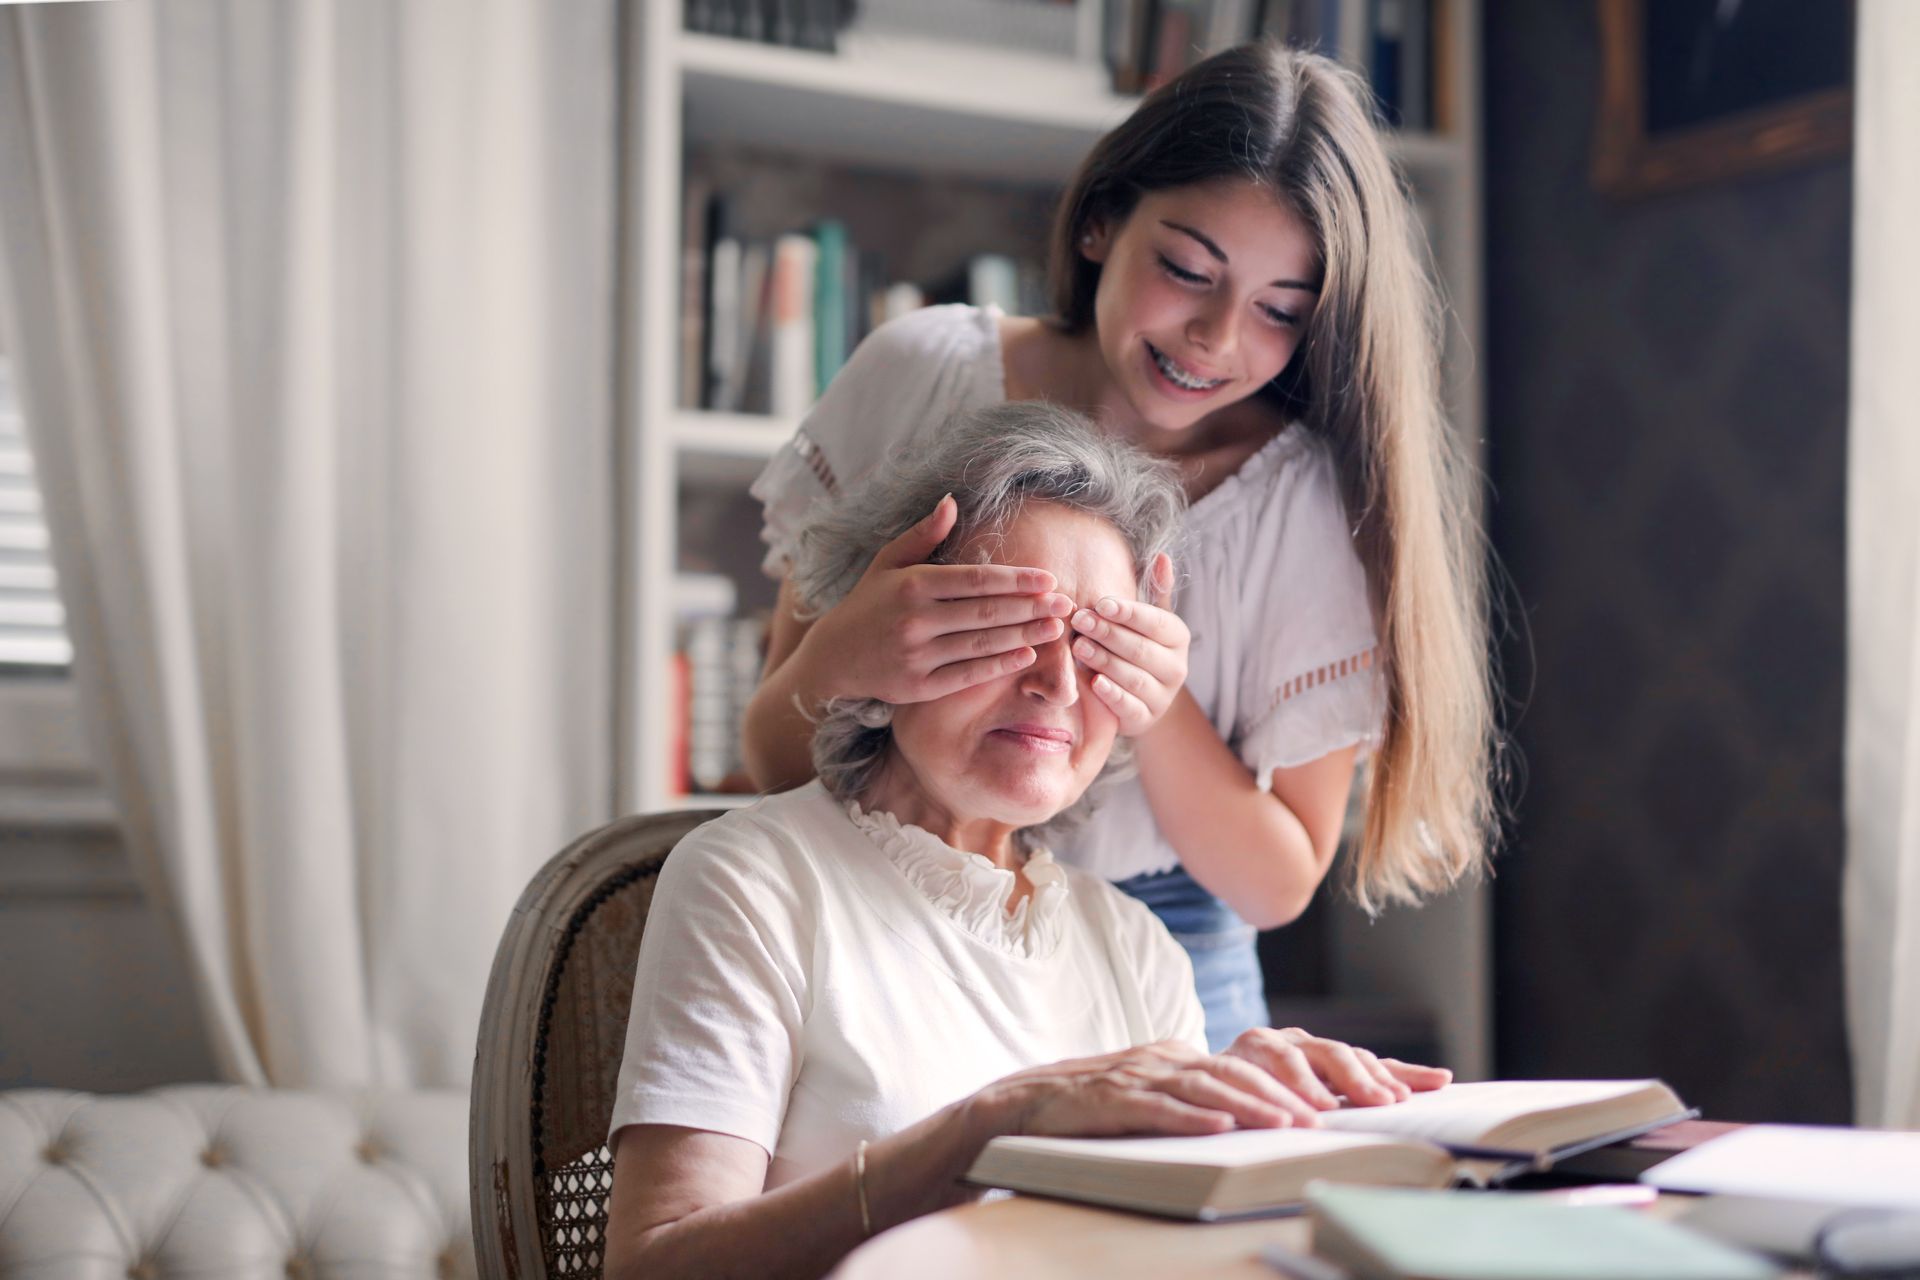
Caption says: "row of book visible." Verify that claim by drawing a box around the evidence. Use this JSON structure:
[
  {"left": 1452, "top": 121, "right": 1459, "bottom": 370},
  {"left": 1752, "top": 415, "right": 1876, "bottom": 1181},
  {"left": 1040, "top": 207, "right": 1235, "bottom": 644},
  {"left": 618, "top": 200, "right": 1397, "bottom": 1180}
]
[
  {"left": 1368, "top": 0, "right": 1452, "bottom": 131},
  {"left": 1108, "top": 0, "right": 1453, "bottom": 133},
  {"left": 669, "top": 574, "right": 766, "bottom": 796},
  {"left": 685, "top": 0, "right": 856, "bottom": 50},
  {"left": 680, "top": 187, "right": 1046, "bottom": 417}
]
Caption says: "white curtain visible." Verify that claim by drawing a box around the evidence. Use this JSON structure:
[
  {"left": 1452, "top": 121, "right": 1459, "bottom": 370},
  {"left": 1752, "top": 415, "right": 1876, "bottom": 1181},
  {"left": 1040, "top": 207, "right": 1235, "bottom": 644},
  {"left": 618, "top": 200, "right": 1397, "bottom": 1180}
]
[
  {"left": 1845, "top": 0, "right": 1920, "bottom": 1130},
  {"left": 0, "top": 0, "right": 617, "bottom": 1088}
]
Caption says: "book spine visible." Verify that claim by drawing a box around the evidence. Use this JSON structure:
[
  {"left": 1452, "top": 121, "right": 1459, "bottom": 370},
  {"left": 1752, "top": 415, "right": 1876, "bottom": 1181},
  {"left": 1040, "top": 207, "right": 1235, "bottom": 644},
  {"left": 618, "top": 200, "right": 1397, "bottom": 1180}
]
[
  {"left": 1370, "top": 0, "right": 1405, "bottom": 127},
  {"left": 729, "top": 241, "right": 771, "bottom": 413},
  {"left": 769, "top": 233, "right": 819, "bottom": 419},
  {"left": 704, "top": 238, "right": 741, "bottom": 412},
  {"left": 1429, "top": 0, "right": 1455, "bottom": 132},
  {"left": 813, "top": 220, "right": 848, "bottom": 395},
  {"left": 1401, "top": 0, "right": 1429, "bottom": 130},
  {"left": 700, "top": 193, "right": 735, "bottom": 411},
  {"left": 686, "top": 616, "right": 732, "bottom": 793},
  {"left": 678, "top": 179, "right": 710, "bottom": 410}
]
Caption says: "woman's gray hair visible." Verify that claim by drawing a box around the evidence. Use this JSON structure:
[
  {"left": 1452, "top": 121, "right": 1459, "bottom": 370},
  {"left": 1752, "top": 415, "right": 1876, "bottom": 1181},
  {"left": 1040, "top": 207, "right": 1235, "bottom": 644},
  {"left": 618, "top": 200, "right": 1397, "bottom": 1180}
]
[{"left": 791, "top": 401, "right": 1186, "bottom": 847}]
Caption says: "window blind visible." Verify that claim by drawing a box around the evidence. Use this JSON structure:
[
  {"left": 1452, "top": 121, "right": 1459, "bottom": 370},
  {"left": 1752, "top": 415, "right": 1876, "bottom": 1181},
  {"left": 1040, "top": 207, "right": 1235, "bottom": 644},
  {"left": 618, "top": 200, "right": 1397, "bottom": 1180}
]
[{"left": 0, "top": 361, "right": 71, "bottom": 670}]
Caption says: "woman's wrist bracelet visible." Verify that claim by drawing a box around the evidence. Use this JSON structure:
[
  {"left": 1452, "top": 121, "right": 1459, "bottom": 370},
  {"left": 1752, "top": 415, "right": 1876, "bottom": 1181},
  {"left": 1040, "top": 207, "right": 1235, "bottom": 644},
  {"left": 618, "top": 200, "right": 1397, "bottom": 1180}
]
[{"left": 853, "top": 1138, "right": 873, "bottom": 1238}]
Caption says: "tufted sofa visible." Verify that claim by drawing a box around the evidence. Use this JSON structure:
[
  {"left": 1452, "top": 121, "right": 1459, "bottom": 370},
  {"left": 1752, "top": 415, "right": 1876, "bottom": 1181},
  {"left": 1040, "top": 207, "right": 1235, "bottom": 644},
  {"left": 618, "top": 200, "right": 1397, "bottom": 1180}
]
[{"left": 0, "top": 1087, "right": 473, "bottom": 1280}]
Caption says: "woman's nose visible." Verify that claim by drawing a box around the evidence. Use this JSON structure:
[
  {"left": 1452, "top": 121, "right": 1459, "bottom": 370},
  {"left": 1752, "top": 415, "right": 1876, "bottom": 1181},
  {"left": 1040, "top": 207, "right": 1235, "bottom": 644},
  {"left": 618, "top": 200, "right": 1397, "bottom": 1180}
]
[{"left": 1018, "top": 634, "right": 1079, "bottom": 706}]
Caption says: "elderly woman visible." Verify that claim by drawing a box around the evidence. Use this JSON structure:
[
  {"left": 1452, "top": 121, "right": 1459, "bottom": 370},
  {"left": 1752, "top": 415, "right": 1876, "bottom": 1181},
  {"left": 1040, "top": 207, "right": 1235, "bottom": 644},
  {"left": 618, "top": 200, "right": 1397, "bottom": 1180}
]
[{"left": 603, "top": 404, "right": 1448, "bottom": 1279}]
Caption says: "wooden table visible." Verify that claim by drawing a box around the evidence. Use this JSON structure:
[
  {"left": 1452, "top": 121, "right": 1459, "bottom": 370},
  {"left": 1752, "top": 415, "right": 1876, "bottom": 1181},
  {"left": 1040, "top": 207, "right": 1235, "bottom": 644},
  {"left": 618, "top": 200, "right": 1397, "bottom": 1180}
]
[
  {"left": 834, "top": 1193, "right": 1810, "bottom": 1279},
  {"left": 835, "top": 1195, "right": 1312, "bottom": 1280}
]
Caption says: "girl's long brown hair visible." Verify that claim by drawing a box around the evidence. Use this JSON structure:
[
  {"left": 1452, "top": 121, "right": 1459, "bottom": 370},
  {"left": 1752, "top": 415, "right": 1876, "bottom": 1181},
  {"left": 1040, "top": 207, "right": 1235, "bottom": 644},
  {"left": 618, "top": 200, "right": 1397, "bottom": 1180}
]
[{"left": 1050, "top": 42, "right": 1500, "bottom": 910}]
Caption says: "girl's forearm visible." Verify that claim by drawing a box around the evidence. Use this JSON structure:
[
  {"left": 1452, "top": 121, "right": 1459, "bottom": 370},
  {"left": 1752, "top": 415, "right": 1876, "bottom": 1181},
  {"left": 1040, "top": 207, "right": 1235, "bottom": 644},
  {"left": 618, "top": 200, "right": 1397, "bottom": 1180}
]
[
  {"left": 741, "top": 634, "right": 831, "bottom": 792},
  {"left": 619, "top": 1095, "right": 1010, "bottom": 1280},
  {"left": 1130, "top": 690, "right": 1329, "bottom": 929}
]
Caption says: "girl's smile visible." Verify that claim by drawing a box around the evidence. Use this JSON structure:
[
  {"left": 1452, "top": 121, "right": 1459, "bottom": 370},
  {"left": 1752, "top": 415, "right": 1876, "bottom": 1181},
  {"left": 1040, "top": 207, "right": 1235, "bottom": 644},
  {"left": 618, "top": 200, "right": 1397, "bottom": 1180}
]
[{"left": 1081, "top": 178, "right": 1323, "bottom": 435}]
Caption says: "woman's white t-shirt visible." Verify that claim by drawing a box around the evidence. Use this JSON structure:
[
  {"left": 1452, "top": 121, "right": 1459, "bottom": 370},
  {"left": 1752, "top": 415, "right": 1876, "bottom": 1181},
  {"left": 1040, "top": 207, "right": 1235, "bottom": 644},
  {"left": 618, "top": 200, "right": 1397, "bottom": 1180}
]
[
  {"left": 752, "top": 304, "right": 1386, "bottom": 883},
  {"left": 606, "top": 781, "right": 1206, "bottom": 1185}
]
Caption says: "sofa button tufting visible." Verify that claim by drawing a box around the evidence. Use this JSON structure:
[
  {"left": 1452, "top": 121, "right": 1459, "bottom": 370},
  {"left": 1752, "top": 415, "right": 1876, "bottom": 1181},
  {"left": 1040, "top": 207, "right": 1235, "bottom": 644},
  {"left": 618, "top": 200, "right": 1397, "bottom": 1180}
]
[
  {"left": 355, "top": 1137, "right": 381, "bottom": 1163},
  {"left": 200, "top": 1147, "right": 224, "bottom": 1168},
  {"left": 437, "top": 1247, "right": 456, "bottom": 1278},
  {"left": 285, "top": 1255, "right": 311, "bottom": 1280},
  {"left": 127, "top": 1261, "right": 158, "bottom": 1280},
  {"left": 41, "top": 1143, "right": 64, "bottom": 1165}
]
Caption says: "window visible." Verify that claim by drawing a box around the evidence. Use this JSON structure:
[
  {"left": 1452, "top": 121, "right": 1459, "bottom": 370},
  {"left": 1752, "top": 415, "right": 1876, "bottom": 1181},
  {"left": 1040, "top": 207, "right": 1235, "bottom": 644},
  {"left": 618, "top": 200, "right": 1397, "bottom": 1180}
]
[
  {"left": 0, "top": 358, "right": 69, "bottom": 671},
  {"left": 0, "top": 355, "right": 99, "bottom": 814}
]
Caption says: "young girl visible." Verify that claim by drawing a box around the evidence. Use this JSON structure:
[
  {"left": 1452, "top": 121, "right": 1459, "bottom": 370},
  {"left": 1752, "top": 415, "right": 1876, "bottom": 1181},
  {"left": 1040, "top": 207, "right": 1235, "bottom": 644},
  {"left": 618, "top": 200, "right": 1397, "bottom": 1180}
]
[{"left": 742, "top": 42, "right": 1495, "bottom": 1052}]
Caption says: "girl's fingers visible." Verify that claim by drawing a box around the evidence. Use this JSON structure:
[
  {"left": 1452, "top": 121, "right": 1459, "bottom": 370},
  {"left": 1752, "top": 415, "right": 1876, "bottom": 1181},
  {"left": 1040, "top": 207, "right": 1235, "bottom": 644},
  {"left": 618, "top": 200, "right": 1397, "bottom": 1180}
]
[
  {"left": 921, "top": 591, "right": 1072, "bottom": 638},
  {"left": 1082, "top": 602, "right": 1182, "bottom": 656},
  {"left": 930, "top": 617, "right": 1064, "bottom": 666},
  {"left": 1070, "top": 608, "right": 1184, "bottom": 681},
  {"left": 1072, "top": 638, "right": 1157, "bottom": 702},
  {"left": 922, "top": 647, "right": 1036, "bottom": 700},
  {"left": 911, "top": 562, "right": 1056, "bottom": 601},
  {"left": 1088, "top": 672, "right": 1151, "bottom": 728}
]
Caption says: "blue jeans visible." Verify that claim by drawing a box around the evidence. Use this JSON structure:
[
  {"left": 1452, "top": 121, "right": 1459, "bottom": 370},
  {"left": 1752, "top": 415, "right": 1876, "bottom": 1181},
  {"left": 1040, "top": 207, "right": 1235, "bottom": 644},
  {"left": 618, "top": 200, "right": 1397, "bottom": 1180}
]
[{"left": 1114, "top": 865, "right": 1266, "bottom": 1052}]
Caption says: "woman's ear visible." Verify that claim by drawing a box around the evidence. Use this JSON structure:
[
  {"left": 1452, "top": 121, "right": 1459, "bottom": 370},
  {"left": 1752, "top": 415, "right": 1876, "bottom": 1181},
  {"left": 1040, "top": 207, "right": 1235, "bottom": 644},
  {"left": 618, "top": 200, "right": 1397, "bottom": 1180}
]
[{"left": 1078, "top": 219, "right": 1112, "bottom": 264}]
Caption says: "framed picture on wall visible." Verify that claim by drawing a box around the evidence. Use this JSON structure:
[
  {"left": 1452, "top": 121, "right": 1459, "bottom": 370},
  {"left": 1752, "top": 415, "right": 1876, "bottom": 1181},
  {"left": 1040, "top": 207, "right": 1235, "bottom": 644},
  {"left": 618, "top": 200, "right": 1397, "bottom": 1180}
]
[{"left": 1591, "top": 0, "right": 1853, "bottom": 198}]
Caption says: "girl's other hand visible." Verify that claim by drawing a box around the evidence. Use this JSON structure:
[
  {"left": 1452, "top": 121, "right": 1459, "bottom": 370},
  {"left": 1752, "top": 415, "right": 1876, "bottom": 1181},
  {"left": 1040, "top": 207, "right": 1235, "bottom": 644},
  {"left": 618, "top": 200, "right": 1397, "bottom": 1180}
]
[
  {"left": 807, "top": 495, "right": 1073, "bottom": 705},
  {"left": 1069, "top": 552, "right": 1191, "bottom": 736}
]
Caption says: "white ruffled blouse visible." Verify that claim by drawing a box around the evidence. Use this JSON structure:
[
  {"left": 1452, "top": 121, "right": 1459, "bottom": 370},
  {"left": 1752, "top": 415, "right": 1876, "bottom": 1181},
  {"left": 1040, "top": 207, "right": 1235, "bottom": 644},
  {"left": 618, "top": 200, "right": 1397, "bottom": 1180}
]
[
  {"left": 606, "top": 782, "right": 1206, "bottom": 1187},
  {"left": 753, "top": 304, "right": 1387, "bottom": 882},
  {"left": 845, "top": 800, "right": 1070, "bottom": 960}
]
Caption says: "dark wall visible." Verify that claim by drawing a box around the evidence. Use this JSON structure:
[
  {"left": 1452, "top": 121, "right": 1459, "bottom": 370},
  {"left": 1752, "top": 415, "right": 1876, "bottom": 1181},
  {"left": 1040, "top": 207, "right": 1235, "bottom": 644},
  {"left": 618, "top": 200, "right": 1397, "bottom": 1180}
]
[{"left": 1483, "top": 2, "right": 1851, "bottom": 1123}]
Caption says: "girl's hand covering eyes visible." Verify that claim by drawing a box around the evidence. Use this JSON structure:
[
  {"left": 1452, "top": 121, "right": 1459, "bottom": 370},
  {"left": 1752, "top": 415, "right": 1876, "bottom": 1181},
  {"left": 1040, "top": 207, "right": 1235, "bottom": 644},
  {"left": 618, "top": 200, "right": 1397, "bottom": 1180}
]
[
  {"left": 804, "top": 494, "right": 1072, "bottom": 705},
  {"left": 1068, "top": 553, "right": 1191, "bottom": 736}
]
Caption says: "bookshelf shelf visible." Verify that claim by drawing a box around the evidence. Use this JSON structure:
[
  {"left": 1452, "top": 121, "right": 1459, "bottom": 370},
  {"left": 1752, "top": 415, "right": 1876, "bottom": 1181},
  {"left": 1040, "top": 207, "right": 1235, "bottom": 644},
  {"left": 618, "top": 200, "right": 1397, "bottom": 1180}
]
[
  {"left": 680, "top": 792, "right": 760, "bottom": 811},
  {"left": 673, "top": 411, "right": 794, "bottom": 485},
  {"left": 679, "top": 31, "right": 1132, "bottom": 182}
]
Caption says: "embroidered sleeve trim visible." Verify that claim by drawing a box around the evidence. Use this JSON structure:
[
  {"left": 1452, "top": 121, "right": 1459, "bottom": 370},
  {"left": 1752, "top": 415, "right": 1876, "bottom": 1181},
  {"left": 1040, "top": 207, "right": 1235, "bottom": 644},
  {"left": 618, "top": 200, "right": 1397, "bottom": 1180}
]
[
  {"left": 1258, "top": 646, "right": 1379, "bottom": 721},
  {"left": 792, "top": 428, "right": 839, "bottom": 497}
]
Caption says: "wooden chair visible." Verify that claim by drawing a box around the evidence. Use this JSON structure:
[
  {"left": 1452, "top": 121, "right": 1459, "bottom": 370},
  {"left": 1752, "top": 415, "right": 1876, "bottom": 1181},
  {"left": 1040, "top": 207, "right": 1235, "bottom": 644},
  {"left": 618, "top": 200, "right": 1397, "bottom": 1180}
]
[{"left": 470, "top": 808, "right": 723, "bottom": 1279}]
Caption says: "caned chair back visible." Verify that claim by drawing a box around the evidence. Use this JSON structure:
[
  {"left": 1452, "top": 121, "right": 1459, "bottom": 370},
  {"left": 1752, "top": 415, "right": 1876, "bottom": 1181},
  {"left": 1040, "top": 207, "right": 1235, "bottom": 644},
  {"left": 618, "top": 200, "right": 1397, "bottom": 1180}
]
[{"left": 470, "top": 809, "right": 723, "bottom": 1279}]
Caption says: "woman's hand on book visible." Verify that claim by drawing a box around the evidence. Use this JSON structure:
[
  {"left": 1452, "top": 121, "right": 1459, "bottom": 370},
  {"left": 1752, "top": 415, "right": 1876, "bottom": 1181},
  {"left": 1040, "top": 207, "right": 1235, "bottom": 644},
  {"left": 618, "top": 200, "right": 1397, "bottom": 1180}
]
[
  {"left": 976, "top": 1039, "right": 1333, "bottom": 1140},
  {"left": 1067, "top": 553, "right": 1192, "bottom": 737},
  {"left": 802, "top": 494, "right": 1073, "bottom": 704},
  {"left": 1222, "top": 1027, "right": 1453, "bottom": 1110}
]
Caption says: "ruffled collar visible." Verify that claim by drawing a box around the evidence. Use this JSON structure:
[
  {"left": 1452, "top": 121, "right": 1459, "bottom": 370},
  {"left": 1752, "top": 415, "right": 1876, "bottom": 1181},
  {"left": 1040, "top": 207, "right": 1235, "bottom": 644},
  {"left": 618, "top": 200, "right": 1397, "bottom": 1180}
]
[{"left": 845, "top": 800, "right": 1070, "bottom": 960}]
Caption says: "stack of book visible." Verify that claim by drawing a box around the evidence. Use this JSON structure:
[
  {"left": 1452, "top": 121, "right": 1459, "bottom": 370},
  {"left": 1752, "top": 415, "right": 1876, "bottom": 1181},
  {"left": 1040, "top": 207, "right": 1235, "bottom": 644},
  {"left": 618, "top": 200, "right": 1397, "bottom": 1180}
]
[
  {"left": 1366, "top": 0, "right": 1451, "bottom": 131},
  {"left": 1107, "top": 0, "right": 1453, "bottom": 134},
  {"left": 685, "top": 0, "right": 855, "bottom": 51},
  {"left": 680, "top": 187, "right": 1041, "bottom": 417},
  {"left": 670, "top": 574, "right": 768, "bottom": 797},
  {"left": 965, "top": 1078, "right": 1694, "bottom": 1219}
]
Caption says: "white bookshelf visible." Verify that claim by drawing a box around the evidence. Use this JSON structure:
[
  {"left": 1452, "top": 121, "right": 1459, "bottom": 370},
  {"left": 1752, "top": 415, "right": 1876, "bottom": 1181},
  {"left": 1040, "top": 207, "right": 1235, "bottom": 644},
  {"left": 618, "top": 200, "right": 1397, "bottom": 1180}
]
[{"left": 619, "top": 0, "right": 1489, "bottom": 1078}]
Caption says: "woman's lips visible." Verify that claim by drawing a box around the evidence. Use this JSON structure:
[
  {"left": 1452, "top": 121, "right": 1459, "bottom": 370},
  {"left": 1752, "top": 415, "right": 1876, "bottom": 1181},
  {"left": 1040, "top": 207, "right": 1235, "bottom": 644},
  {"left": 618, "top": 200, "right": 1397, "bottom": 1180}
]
[{"left": 989, "top": 724, "right": 1074, "bottom": 753}]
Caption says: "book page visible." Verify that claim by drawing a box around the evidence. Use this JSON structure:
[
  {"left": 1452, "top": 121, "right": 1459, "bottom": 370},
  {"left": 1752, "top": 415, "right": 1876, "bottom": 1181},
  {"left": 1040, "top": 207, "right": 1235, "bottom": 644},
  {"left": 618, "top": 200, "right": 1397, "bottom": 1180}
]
[
  {"left": 985, "top": 1127, "right": 1416, "bottom": 1169},
  {"left": 1316, "top": 1080, "right": 1662, "bottom": 1148},
  {"left": 1647, "top": 1124, "right": 1920, "bottom": 1207}
]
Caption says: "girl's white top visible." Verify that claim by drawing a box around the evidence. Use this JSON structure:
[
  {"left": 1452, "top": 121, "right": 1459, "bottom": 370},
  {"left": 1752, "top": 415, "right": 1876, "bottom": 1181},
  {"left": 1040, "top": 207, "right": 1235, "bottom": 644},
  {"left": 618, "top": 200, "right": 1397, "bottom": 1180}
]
[
  {"left": 606, "top": 781, "right": 1205, "bottom": 1184},
  {"left": 752, "top": 304, "right": 1386, "bottom": 883}
]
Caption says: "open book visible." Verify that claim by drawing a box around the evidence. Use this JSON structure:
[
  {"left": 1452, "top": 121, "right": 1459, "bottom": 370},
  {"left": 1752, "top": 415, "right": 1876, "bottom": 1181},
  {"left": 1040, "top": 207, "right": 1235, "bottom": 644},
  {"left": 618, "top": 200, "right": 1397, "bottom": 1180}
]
[{"left": 964, "top": 1079, "right": 1691, "bottom": 1221}]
